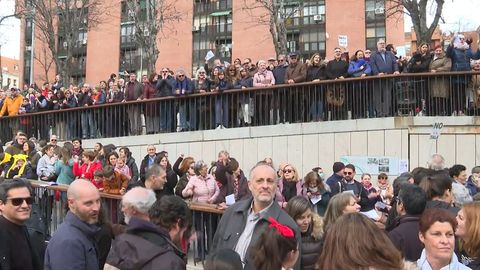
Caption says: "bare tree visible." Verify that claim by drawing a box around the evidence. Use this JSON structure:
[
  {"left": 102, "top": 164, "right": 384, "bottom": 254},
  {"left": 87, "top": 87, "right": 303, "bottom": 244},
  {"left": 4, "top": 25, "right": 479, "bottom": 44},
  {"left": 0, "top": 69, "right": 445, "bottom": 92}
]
[
  {"left": 241, "top": 0, "right": 304, "bottom": 56},
  {"left": 17, "top": 0, "right": 108, "bottom": 83},
  {"left": 123, "top": 0, "right": 181, "bottom": 74},
  {"left": 386, "top": 0, "right": 446, "bottom": 46}
]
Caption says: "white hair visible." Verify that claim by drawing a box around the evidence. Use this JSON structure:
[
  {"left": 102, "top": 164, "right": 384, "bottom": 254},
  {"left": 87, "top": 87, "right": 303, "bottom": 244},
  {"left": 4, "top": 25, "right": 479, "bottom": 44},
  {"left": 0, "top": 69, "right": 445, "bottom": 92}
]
[{"left": 122, "top": 187, "right": 156, "bottom": 214}]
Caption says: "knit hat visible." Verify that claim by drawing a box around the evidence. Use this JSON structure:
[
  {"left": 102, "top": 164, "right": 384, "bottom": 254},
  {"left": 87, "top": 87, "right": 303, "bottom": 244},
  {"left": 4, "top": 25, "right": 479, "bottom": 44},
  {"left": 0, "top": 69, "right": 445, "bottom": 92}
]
[{"left": 332, "top": 162, "right": 345, "bottom": 173}]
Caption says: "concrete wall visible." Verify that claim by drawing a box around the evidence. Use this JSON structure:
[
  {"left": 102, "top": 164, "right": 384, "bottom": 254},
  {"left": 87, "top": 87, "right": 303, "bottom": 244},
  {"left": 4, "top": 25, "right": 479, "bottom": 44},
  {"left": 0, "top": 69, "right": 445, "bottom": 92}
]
[{"left": 79, "top": 116, "right": 480, "bottom": 180}]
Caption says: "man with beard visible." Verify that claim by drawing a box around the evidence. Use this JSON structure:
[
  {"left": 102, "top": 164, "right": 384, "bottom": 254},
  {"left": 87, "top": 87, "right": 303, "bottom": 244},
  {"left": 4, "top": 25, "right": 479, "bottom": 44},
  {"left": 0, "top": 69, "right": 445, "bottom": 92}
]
[
  {"left": 44, "top": 180, "right": 101, "bottom": 270},
  {"left": 105, "top": 191, "right": 189, "bottom": 270}
]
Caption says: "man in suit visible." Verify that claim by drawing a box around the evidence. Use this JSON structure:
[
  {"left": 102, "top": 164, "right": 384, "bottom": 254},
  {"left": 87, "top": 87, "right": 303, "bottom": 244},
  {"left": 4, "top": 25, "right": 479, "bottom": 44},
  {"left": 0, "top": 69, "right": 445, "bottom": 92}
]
[
  {"left": 370, "top": 39, "right": 400, "bottom": 117},
  {"left": 212, "top": 163, "right": 301, "bottom": 270}
]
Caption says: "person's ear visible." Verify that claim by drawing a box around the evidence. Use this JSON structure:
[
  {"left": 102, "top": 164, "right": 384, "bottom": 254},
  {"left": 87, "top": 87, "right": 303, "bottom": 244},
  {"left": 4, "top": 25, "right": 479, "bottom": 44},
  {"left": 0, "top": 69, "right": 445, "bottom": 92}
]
[{"left": 418, "top": 232, "right": 425, "bottom": 244}]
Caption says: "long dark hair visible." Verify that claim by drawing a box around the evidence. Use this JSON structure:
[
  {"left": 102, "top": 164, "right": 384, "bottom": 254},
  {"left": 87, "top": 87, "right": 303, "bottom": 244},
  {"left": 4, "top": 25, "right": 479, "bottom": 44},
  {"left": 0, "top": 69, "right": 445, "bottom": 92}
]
[{"left": 251, "top": 221, "right": 297, "bottom": 270}]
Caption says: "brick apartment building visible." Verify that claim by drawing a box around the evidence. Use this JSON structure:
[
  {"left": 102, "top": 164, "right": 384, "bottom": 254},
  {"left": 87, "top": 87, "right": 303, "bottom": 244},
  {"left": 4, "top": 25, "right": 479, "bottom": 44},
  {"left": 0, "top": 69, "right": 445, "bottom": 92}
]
[{"left": 17, "top": 0, "right": 404, "bottom": 86}]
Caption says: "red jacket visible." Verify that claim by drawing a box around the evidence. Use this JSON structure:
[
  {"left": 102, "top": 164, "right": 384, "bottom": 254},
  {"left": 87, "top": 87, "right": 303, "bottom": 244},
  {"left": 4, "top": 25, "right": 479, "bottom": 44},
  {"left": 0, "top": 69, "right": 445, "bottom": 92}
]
[{"left": 73, "top": 161, "right": 102, "bottom": 183}]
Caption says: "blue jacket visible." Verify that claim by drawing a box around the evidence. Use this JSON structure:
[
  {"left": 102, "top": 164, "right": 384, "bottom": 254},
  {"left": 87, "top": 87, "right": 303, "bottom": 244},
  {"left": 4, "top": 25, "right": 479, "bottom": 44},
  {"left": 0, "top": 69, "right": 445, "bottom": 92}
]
[
  {"left": 45, "top": 211, "right": 100, "bottom": 270},
  {"left": 54, "top": 159, "right": 75, "bottom": 185},
  {"left": 348, "top": 59, "right": 372, "bottom": 77},
  {"left": 466, "top": 177, "right": 479, "bottom": 197},
  {"left": 446, "top": 45, "right": 473, "bottom": 71},
  {"left": 174, "top": 77, "right": 193, "bottom": 95},
  {"left": 326, "top": 173, "right": 343, "bottom": 196},
  {"left": 370, "top": 50, "right": 399, "bottom": 75}
]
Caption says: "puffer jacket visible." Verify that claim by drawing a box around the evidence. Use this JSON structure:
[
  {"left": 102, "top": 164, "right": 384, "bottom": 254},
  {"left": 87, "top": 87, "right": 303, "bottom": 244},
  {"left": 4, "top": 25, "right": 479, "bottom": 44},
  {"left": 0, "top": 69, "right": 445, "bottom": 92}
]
[{"left": 300, "top": 213, "right": 324, "bottom": 270}]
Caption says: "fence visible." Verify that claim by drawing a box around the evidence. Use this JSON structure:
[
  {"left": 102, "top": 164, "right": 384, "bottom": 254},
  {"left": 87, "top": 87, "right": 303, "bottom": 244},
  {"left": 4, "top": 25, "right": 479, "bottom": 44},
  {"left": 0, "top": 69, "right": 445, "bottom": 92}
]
[
  {"left": 29, "top": 180, "right": 224, "bottom": 264},
  {"left": 2, "top": 71, "right": 480, "bottom": 143}
]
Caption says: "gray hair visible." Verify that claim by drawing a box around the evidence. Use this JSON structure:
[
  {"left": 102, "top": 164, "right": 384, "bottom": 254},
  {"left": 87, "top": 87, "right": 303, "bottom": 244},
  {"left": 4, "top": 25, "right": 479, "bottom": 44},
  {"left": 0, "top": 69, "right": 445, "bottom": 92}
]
[
  {"left": 122, "top": 187, "right": 156, "bottom": 214},
  {"left": 427, "top": 153, "right": 445, "bottom": 171},
  {"left": 194, "top": 160, "right": 207, "bottom": 175},
  {"left": 145, "top": 164, "right": 165, "bottom": 181},
  {"left": 248, "top": 163, "right": 277, "bottom": 182}
]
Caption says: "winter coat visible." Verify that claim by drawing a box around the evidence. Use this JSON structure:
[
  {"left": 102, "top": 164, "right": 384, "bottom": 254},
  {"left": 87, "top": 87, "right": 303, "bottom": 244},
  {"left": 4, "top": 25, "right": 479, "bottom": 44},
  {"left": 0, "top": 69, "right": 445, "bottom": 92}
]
[
  {"left": 429, "top": 53, "right": 452, "bottom": 98},
  {"left": 300, "top": 213, "right": 324, "bottom": 270},
  {"left": 215, "top": 170, "right": 251, "bottom": 204},
  {"left": 0, "top": 94, "right": 23, "bottom": 116},
  {"left": 388, "top": 215, "right": 424, "bottom": 261},
  {"left": 155, "top": 76, "right": 176, "bottom": 97},
  {"left": 417, "top": 249, "right": 471, "bottom": 270},
  {"left": 285, "top": 62, "right": 307, "bottom": 83},
  {"left": 253, "top": 70, "right": 275, "bottom": 87},
  {"left": 125, "top": 156, "right": 139, "bottom": 183},
  {"left": 73, "top": 161, "right": 102, "bottom": 183},
  {"left": 182, "top": 173, "right": 219, "bottom": 203},
  {"left": 348, "top": 59, "right": 372, "bottom": 77},
  {"left": 212, "top": 198, "right": 301, "bottom": 270},
  {"left": 54, "top": 159, "right": 75, "bottom": 185},
  {"left": 277, "top": 178, "right": 305, "bottom": 203},
  {"left": 326, "top": 59, "right": 349, "bottom": 79},
  {"left": 125, "top": 80, "right": 144, "bottom": 101},
  {"left": 370, "top": 50, "right": 399, "bottom": 75},
  {"left": 302, "top": 186, "right": 331, "bottom": 216},
  {"left": 45, "top": 211, "right": 100, "bottom": 270},
  {"left": 139, "top": 153, "right": 158, "bottom": 182},
  {"left": 306, "top": 64, "right": 327, "bottom": 81},
  {"left": 103, "top": 171, "right": 129, "bottom": 195},
  {"left": 407, "top": 53, "right": 432, "bottom": 73},
  {"left": 105, "top": 217, "right": 186, "bottom": 270},
  {"left": 143, "top": 82, "right": 158, "bottom": 116},
  {"left": 425, "top": 200, "right": 460, "bottom": 215}
]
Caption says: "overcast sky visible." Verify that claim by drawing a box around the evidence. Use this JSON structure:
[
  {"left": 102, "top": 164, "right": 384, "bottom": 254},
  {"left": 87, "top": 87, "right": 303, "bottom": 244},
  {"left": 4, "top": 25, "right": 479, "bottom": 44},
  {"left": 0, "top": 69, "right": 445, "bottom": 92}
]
[{"left": 1, "top": 0, "right": 479, "bottom": 59}]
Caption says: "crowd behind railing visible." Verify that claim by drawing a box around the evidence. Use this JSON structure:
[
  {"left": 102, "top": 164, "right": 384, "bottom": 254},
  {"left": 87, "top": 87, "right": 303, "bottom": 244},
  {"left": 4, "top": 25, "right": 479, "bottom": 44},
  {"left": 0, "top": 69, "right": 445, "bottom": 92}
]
[
  {"left": 2, "top": 36, "right": 480, "bottom": 142},
  {"left": 1, "top": 128, "right": 480, "bottom": 269}
]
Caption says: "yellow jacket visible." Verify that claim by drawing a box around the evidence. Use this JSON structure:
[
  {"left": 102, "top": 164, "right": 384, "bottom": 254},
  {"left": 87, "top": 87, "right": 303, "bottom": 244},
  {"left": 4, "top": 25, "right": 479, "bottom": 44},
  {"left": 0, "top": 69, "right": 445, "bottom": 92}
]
[{"left": 0, "top": 95, "right": 24, "bottom": 117}]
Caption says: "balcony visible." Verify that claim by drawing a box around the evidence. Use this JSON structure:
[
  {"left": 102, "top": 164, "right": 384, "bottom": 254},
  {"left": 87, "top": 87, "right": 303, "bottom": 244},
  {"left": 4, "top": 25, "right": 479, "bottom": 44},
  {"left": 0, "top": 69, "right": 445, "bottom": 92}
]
[{"left": 1, "top": 71, "right": 478, "bottom": 143}]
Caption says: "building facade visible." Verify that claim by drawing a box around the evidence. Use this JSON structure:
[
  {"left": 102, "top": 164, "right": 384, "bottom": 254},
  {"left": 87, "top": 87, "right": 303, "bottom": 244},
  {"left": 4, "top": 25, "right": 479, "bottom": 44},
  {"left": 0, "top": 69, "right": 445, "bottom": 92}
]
[
  {"left": 17, "top": 0, "right": 404, "bottom": 86},
  {"left": 0, "top": 56, "right": 20, "bottom": 89}
]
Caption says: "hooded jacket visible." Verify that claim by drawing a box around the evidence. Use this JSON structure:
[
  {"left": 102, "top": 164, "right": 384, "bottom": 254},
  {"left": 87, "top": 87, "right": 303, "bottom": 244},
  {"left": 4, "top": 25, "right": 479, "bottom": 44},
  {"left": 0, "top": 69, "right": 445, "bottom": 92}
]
[{"left": 105, "top": 217, "right": 186, "bottom": 270}]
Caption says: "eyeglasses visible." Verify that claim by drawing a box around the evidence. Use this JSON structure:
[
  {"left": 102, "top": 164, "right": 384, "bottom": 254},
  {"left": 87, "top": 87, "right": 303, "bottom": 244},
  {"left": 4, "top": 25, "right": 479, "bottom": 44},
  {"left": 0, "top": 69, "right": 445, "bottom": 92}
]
[
  {"left": 278, "top": 59, "right": 284, "bottom": 62},
  {"left": 344, "top": 172, "right": 353, "bottom": 175},
  {"left": 50, "top": 139, "right": 57, "bottom": 142},
  {"left": 283, "top": 169, "right": 294, "bottom": 173},
  {"left": 178, "top": 75, "right": 185, "bottom": 77},
  {"left": 7, "top": 197, "right": 34, "bottom": 206},
  {"left": 365, "top": 51, "right": 371, "bottom": 54}
]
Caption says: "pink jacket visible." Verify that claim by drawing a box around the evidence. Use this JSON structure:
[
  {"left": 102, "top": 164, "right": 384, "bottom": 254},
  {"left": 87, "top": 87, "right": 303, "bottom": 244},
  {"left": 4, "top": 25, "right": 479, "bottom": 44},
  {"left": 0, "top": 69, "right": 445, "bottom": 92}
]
[
  {"left": 182, "top": 174, "right": 219, "bottom": 203},
  {"left": 253, "top": 70, "right": 275, "bottom": 87}
]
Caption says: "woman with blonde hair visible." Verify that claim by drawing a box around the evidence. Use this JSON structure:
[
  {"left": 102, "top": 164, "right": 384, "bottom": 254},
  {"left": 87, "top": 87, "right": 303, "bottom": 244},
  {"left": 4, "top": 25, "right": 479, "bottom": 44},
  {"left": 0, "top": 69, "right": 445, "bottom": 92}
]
[
  {"left": 456, "top": 202, "right": 480, "bottom": 269},
  {"left": 278, "top": 163, "right": 304, "bottom": 207},
  {"left": 322, "top": 192, "right": 360, "bottom": 231},
  {"left": 316, "top": 213, "right": 405, "bottom": 270}
]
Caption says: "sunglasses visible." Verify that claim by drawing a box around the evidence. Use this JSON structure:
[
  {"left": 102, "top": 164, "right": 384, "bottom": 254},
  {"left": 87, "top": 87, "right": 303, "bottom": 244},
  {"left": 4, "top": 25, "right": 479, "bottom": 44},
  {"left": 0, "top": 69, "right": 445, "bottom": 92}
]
[
  {"left": 283, "top": 169, "right": 294, "bottom": 173},
  {"left": 50, "top": 139, "right": 57, "bottom": 142},
  {"left": 344, "top": 172, "right": 353, "bottom": 175},
  {"left": 365, "top": 51, "right": 371, "bottom": 54},
  {"left": 7, "top": 197, "right": 34, "bottom": 206},
  {"left": 178, "top": 75, "right": 185, "bottom": 77}
]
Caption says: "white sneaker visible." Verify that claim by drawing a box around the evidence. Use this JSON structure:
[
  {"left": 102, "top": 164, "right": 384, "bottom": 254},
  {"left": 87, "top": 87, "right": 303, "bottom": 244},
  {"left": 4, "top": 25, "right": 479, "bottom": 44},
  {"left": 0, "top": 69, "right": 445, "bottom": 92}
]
[{"left": 215, "top": 125, "right": 222, "bottom": 130}]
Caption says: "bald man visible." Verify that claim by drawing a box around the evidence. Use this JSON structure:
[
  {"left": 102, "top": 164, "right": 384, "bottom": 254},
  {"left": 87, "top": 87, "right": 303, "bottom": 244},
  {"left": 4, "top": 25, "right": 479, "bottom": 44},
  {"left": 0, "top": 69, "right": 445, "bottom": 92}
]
[{"left": 44, "top": 179, "right": 101, "bottom": 270}]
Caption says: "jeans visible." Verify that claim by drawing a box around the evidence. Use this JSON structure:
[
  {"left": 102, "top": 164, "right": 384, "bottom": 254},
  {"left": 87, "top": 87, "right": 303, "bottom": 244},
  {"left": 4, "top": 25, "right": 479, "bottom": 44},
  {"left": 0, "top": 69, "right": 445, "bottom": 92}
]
[{"left": 81, "top": 111, "right": 96, "bottom": 138}]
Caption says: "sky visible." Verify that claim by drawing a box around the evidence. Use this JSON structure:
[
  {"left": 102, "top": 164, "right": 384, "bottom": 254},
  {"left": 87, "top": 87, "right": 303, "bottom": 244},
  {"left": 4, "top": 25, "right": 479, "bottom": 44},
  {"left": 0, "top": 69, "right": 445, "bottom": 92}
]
[{"left": 0, "top": 0, "right": 479, "bottom": 59}]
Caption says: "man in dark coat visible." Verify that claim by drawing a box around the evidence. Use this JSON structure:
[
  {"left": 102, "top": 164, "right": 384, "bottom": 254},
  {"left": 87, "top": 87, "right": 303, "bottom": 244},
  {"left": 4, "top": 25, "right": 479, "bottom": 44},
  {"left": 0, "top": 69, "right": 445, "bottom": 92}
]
[
  {"left": 326, "top": 161, "right": 345, "bottom": 196},
  {"left": 370, "top": 39, "right": 400, "bottom": 117},
  {"left": 139, "top": 145, "right": 159, "bottom": 182},
  {"left": 212, "top": 164, "right": 301, "bottom": 270},
  {"left": 125, "top": 73, "right": 144, "bottom": 135},
  {"left": 0, "top": 180, "right": 43, "bottom": 270},
  {"left": 388, "top": 184, "right": 427, "bottom": 261},
  {"left": 44, "top": 180, "right": 101, "bottom": 270},
  {"left": 106, "top": 189, "right": 188, "bottom": 270}
]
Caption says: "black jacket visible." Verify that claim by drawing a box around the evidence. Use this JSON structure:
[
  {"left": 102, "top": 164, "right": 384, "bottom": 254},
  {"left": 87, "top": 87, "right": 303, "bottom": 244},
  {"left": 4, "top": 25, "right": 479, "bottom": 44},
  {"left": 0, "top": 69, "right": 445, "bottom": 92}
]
[
  {"left": 326, "top": 59, "right": 349, "bottom": 79},
  {"left": 340, "top": 180, "right": 370, "bottom": 211},
  {"left": 139, "top": 154, "right": 158, "bottom": 182},
  {"left": 300, "top": 214, "right": 324, "bottom": 270},
  {"left": 106, "top": 217, "right": 186, "bottom": 270},
  {"left": 388, "top": 215, "right": 424, "bottom": 261},
  {"left": 0, "top": 215, "right": 43, "bottom": 270}
]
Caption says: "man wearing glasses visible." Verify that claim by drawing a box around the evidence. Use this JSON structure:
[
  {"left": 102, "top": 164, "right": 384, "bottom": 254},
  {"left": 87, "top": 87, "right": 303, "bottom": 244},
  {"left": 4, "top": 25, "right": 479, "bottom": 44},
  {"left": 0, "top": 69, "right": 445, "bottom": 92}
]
[
  {"left": 339, "top": 164, "right": 369, "bottom": 211},
  {"left": 0, "top": 179, "right": 43, "bottom": 270},
  {"left": 50, "top": 134, "right": 61, "bottom": 157}
]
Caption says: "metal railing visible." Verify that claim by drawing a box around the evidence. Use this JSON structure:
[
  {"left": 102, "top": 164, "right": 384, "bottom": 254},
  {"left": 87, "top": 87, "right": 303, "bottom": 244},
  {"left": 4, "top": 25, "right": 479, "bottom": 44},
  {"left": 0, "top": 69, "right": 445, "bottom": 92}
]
[
  {"left": 29, "top": 180, "right": 224, "bottom": 263},
  {"left": 1, "top": 71, "right": 479, "bottom": 142}
]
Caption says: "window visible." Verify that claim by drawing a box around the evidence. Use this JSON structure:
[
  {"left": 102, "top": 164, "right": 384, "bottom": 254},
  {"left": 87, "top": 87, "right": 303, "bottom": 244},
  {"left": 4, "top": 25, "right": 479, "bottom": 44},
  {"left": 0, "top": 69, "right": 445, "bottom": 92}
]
[
  {"left": 121, "top": 24, "right": 136, "bottom": 43},
  {"left": 365, "top": 0, "right": 386, "bottom": 50}
]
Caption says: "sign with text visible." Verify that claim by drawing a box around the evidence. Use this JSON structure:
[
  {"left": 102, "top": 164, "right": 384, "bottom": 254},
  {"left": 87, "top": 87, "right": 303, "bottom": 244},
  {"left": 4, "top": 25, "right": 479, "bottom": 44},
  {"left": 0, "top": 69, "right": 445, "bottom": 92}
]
[
  {"left": 430, "top": 122, "right": 444, "bottom": 140},
  {"left": 338, "top": 35, "right": 348, "bottom": 47}
]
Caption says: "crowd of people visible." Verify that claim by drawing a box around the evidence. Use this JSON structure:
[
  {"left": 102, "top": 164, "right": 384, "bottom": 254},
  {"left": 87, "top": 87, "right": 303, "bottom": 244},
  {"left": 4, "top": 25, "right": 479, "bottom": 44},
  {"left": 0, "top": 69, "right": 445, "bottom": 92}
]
[
  {"left": 2, "top": 35, "right": 480, "bottom": 143},
  {"left": 0, "top": 128, "right": 480, "bottom": 269}
]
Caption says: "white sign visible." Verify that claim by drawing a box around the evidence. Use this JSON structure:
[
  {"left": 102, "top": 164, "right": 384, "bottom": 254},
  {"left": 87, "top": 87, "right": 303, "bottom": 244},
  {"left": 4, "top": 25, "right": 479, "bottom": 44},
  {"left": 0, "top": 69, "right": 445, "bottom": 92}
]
[
  {"left": 430, "top": 122, "right": 444, "bottom": 140},
  {"left": 205, "top": 50, "right": 215, "bottom": 61},
  {"left": 340, "top": 156, "right": 403, "bottom": 175},
  {"left": 338, "top": 35, "right": 348, "bottom": 47}
]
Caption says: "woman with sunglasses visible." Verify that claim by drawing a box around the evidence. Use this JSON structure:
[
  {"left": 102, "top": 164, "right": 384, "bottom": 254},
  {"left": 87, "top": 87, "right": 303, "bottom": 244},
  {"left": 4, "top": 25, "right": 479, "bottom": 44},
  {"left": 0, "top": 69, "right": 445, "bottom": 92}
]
[
  {"left": 277, "top": 164, "right": 304, "bottom": 207},
  {"left": 193, "top": 67, "right": 211, "bottom": 130}
]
